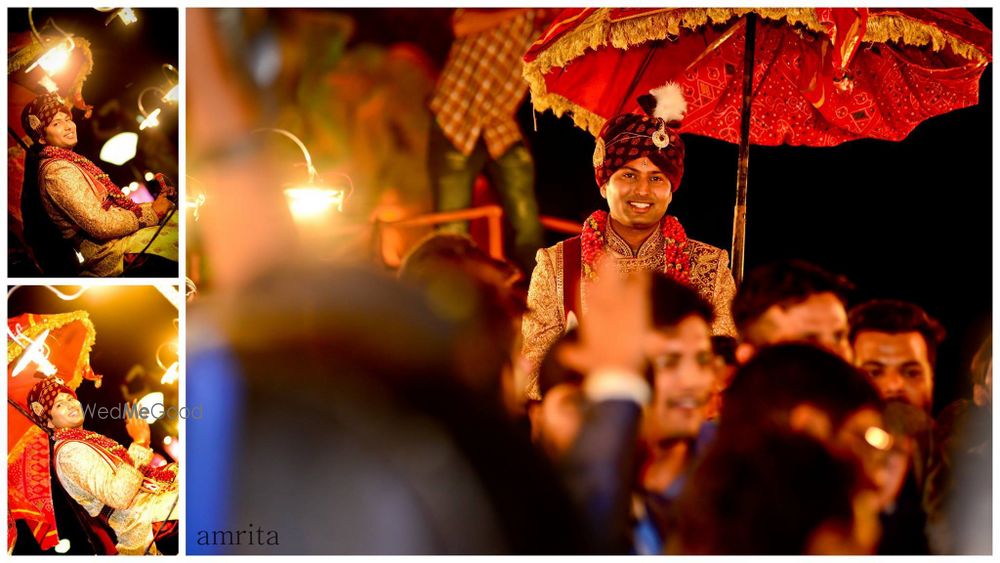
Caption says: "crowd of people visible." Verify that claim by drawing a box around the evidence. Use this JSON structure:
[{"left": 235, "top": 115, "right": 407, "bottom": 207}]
[{"left": 178, "top": 9, "right": 989, "bottom": 554}]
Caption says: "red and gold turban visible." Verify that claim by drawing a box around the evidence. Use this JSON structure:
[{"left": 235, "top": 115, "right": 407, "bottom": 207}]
[
  {"left": 26, "top": 375, "right": 77, "bottom": 429},
  {"left": 594, "top": 82, "right": 687, "bottom": 192},
  {"left": 21, "top": 93, "right": 71, "bottom": 143}
]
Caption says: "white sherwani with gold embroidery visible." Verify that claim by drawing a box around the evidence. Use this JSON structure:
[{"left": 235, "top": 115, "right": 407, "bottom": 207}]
[
  {"left": 521, "top": 224, "right": 736, "bottom": 400},
  {"left": 54, "top": 439, "right": 179, "bottom": 554}
]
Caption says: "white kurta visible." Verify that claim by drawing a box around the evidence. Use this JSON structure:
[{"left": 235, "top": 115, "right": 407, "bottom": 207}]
[{"left": 54, "top": 439, "right": 179, "bottom": 555}]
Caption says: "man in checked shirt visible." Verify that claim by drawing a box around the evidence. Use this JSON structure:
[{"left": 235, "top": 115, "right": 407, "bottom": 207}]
[{"left": 428, "top": 9, "right": 553, "bottom": 274}]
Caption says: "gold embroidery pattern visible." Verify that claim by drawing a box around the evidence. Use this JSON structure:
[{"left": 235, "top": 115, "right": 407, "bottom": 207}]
[{"left": 522, "top": 235, "right": 737, "bottom": 399}]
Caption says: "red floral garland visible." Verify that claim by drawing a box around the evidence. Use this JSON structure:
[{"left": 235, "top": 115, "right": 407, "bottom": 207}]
[
  {"left": 581, "top": 210, "right": 691, "bottom": 284},
  {"left": 53, "top": 428, "right": 178, "bottom": 485},
  {"left": 40, "top": 146, "right": 143, "bottom": 218}
]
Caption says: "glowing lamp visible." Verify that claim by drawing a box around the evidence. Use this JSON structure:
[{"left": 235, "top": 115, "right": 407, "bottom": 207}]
[
  {"left": 864, "top": 426, "right": 893, "bottom": 451},
  {"left": 137, "top": 392, "right": 165, "bottom": 423},
  {"left": 284, "top": 186, "right": 346, "bottom": 223},
  {"left": 11, "top": 329, "right": 56, "bottom": 377},
  {"left": 253, "top": 128, "right": 353, "bottom": 226},
  {"left": 160, "top": 362, "right": 179, "bottom": 385},
  {"left": 144, "top": 171, "right": 155, "bottom": 181},
  {"left": 25, "top": 40, "right": 73, "bottom": 75},
  {"left": 162, "top": 84, "right": 179, "bottom": 104},
  {"left": 139, "top": 107, "right": 161, "bottom": 130},
  {"left": 54, "top": 539, "right": 71, "bottom": 554},
  {"left": 100, "top": 132, "right": 138, "bottom": 166},
  {"left": 116, "top": 8, "right": 137, "bottom": 25},
  {"left": 186, "top": 193, "right": 206, "bottom": 222}
]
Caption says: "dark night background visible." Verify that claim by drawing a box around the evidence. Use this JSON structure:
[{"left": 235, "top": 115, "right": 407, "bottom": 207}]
[
  {"left": 7, "top": 8, "right": 179, "bottom": 192},
  {"left": 339, "top": 7, "right": 993, "bottom": 413}
]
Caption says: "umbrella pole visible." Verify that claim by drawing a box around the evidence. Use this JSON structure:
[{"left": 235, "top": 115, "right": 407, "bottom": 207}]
[{"left": 731, "top": 13, "right": 757, "bottom": 286}]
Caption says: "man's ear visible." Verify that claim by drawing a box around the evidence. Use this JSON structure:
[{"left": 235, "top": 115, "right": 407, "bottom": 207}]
[{"left": 789, "top": 403, "right": 833, "bottom": 441}]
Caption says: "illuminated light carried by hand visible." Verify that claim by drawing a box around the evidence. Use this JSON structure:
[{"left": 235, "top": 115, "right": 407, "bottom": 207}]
[
  {"left": 160, "top": 64, "right": 179, "bottom": 104},
  {"left": 865, "top": 426, "right": 893, "bottom": 451},
  {"left": 156, "top": 338, "right": 179, "bottom": 384},
  {"left": 160, "top": 362, "right": 179, "bottom": 385},
  {"left": 25, "top": 9, "right": 75, "bottom": 77},
  {"left": 186, "top": 193, "right": 206, "bottom": 222},
  {"left": 10, "top": 329, "right": 57, "bottom": 378},
  {"left": 25, "top": 39, "right": 74, "bottom": 75},
  {"left": 162, "top": 84, "right": 179, "bottom": 104},
  {"left": 284, "top": 187, "right": 346, "bottom": 223},
  {"left": 137, "top": 392, "right": 165, "bottom": 423},
  {"left": 54, "top": 539, "right": 71, "bottom": 554},
  {"left": 100, "top": 132, "right": 138, "bottom": 165},
  {"left": 102, "top": 8, "right": 137, "bottom": 26},
  {"left": 252, "top": 128, "right": 354, "bottom": 224},
  {"left": 139, "top": 107, "right": 161, "bottom": 130}
]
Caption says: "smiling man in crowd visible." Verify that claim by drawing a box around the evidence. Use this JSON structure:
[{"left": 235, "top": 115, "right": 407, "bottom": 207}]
[
  {"left": 521, "top": 83, "right": 736, "bottom": 401},
  {"left": 731, "top": 259, "right": 854, "bottom": 363}
]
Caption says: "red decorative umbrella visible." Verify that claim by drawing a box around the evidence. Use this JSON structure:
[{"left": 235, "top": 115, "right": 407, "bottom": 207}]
[
  {"left": 523, "top": 8, "right": 991, "bottom": 282},
  {"left": 7, "top": 311, "right": 101, "bottom": 552}
]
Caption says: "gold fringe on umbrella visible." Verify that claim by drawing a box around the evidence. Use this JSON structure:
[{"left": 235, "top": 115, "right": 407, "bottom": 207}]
[{"left": 866, "top": 12, "right": 990, "bottom": 64}]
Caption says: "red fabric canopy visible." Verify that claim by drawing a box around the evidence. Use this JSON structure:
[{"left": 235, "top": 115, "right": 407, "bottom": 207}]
[{"left": 524, "top": 8, "right": 991, "bottom": 146}]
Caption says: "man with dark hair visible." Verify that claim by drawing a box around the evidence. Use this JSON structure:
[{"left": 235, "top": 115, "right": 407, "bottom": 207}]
[
  {"left": 674, "top": 431, "right": 880, "bottom": 554},
  {"left": 556, "top": 272, "right": 718, "bottom": 553},
  {"left": 719, "top": 344, "right": 893, "bottom": 501},
  {"left": 731, "top": 259, "right": 854, "bottom": 362},
  {"left": 849, "top": 299, "right": 946, "bottom": 414},
  {"left": 633, "top": 275, "right": 716, "bottom": 554},
  {"left": 398, "top": 233, "right": 527, "bottom": 415}
]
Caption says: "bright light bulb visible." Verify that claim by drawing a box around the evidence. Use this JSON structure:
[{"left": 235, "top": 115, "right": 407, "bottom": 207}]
[
  {"left": 127, "top": 181, "right": 139, "bottom": 194},
  {"left": 865, "top": 426, "right": 893, "bottom": 451},
  {"left": 54, "top": 539, "right": 71, "bottom": 554},
  {"left": 160, "top": 362, "right": 179, "bottom": 385},
  {"left": 117, "top": 8, "right": 137, "bottom": 25},
  {"left": 144, "top": 171, "right": 155, "bottom": 181},
  {"left": 162, "top": 84, "right": 178, "bottom": 104},
  {"left": 11, "top": 329, "right": 56, "bottom": 377},
  {"left": 137, "top": 392, "right": 165, "bottom": 423},
  {"left": 100, "top": 132, "right": 138, "bottom": 165},
  {"left": 186, "top": 193, "right": 206, "bottom": 222},
  {"left": 139, "top": 108, "right": 161, "bottom": 130},
  {"left": 284, "top": 186, "right": 345, "bottom": 224},
  {"left": 27, "top": 42, "right": 73, "bottom": 76}
]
